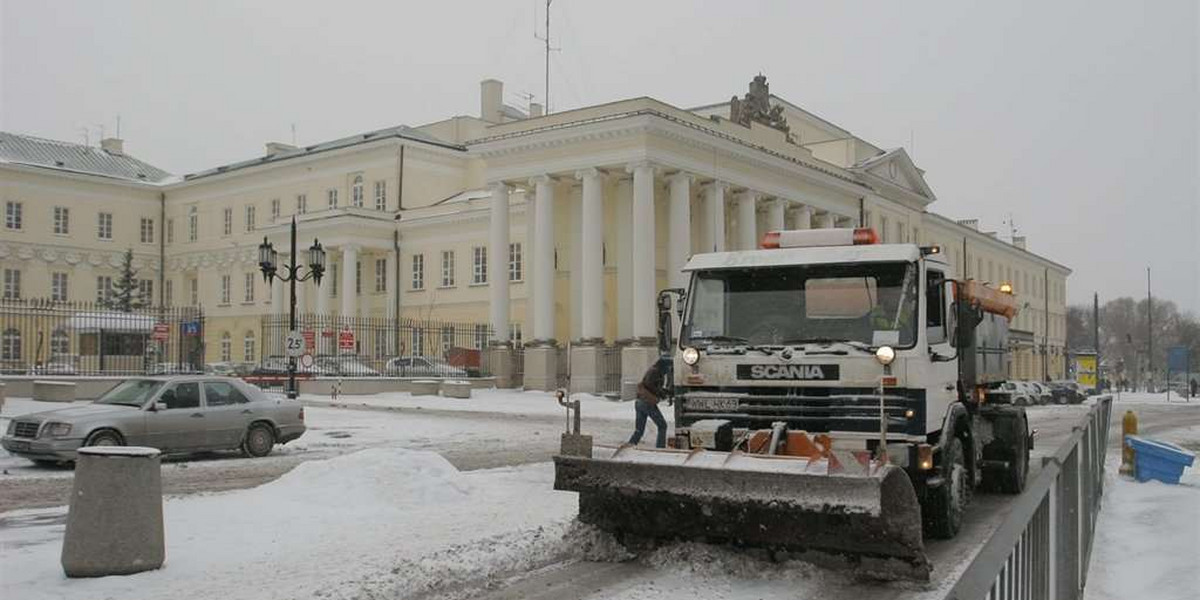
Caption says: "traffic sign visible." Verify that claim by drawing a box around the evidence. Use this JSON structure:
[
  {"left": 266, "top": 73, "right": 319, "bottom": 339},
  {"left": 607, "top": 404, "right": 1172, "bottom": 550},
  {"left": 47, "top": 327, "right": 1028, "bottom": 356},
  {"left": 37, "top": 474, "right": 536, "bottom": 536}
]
[
  {"left": 152, "top": 322, "right": 170, "bottom": 341},
  {"left": 338, "top": 329, "right": 356, "bottom": 351},
  {"left": 181, "top": 321, "right": 201, "bottom": 336},
  {"left": 300, "top": 353, "right": 314, "bottom": 369},
  {"left": 285, "top": 330, "right": 305, "bottom": 357}
]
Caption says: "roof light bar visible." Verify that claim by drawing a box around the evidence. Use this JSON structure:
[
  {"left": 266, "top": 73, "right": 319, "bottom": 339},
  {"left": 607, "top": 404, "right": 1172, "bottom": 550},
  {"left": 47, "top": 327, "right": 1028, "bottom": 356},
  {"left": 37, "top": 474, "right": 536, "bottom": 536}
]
[{"left": 761, "top": 228, "right": 879, "bottom": 249}]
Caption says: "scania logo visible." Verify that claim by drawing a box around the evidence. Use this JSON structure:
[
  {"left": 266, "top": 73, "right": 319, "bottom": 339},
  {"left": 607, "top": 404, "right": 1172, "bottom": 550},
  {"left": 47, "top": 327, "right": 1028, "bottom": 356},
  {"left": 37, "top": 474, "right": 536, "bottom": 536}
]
[{"left": 738, "top": 364, "right": 839, "bottom": 381}]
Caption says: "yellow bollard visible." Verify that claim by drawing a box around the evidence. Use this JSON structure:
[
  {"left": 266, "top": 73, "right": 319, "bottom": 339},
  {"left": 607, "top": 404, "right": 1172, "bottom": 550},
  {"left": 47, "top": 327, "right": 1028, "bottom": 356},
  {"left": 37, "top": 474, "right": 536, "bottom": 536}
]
[{"left": 1120, "top": 410, "right": 1138, "bottom": 476}]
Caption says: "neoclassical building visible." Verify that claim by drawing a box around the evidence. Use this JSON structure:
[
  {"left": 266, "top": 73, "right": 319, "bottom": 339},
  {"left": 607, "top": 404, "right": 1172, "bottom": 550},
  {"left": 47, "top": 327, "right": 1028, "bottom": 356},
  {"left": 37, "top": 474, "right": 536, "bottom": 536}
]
[{"left": 0, "top": 75, "right": 1070, "bottom": 388}]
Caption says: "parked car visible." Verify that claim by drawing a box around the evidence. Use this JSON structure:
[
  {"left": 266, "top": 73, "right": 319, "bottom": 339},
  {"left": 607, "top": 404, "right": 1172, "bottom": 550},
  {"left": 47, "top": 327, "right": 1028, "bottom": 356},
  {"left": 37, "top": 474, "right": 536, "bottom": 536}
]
[
  {"left": 315, "top": 355, "right": 380, "bottom": 377},
  {"left": 1, "top": 376, "right": 306, "bottom": 465},
  {"left": 995, "top": 381, "right": 1036, "bottom": 406},
  {"left": 1049, "top": 381, "right": 1086, "bottom": 404},
  {"left": 1025, "top": 381, "right": 1054, "bottom": 405},
  {"left": 253, "top": 357, "right": 334, "bottom": 377},
  {"left": 384, "top": 356, "right": 468, "bottom": 378},
  {"left": 149, "top": 362, "right": 201, "bottom": 375},
  {"left": 31, "top": 362, "right": 78, "bottom": 376}
]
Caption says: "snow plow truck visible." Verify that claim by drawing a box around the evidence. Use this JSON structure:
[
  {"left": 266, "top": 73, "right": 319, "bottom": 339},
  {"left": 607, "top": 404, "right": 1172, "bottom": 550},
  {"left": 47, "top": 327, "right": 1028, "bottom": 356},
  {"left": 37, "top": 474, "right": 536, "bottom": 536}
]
[{"left": 553, "top": 227, "right": 1031, "bottom": 580}]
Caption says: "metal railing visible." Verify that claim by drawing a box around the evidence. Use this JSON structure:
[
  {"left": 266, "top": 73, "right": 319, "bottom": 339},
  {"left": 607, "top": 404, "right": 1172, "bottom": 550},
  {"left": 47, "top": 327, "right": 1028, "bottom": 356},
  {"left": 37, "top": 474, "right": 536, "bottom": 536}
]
[
  {"left": 598, "top": 345, "right": 622, "bottom": 395},
  {"left": 0, "top": 298, "right": 205, "bottom": 376},
  {"left": 944, "top": 395, "right": 1113, "bottom": 600}
]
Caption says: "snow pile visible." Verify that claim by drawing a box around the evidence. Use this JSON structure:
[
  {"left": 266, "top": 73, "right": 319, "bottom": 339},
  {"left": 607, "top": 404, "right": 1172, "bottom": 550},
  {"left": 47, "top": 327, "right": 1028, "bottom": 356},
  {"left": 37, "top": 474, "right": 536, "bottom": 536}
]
[{"left": 302, "top": 388, "right": 661, "bottom": 423}]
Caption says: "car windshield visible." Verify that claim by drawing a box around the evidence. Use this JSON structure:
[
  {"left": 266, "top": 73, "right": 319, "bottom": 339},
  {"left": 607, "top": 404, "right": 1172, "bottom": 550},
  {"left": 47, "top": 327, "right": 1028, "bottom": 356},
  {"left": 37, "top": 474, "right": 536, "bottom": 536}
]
[
  {"left": 683, "top": 261, "right": 918, "bottom": 348},
  {"left": 95, "top": 379, "right": 166, "bottom": 407}
]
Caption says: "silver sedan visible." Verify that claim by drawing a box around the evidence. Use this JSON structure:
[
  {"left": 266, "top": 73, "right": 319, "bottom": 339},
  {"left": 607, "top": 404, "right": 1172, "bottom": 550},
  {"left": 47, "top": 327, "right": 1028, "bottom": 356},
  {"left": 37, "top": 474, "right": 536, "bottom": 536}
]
[{"left": 1, "top": 376, "right": 306, "bottom": 465}]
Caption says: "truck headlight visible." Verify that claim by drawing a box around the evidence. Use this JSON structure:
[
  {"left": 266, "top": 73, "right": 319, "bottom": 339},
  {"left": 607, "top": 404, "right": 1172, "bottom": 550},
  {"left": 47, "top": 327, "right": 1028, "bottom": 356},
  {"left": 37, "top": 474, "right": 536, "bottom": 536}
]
[
  {"left": 44, "top": 422, "right": 72, "bottom": 437},
  {"left": 681, "top": 347, "right": 700, "bottom": 366},
  {"left": 875, "top": 345, "right": 896, "bottom": 366}
]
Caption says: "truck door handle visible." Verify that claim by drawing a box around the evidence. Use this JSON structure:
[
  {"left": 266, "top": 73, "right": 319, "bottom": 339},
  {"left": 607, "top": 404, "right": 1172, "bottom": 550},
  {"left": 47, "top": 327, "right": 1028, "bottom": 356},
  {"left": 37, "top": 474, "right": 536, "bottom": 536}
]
[{"left": 190, "top": 413, "right": 204, "bottom": 418}]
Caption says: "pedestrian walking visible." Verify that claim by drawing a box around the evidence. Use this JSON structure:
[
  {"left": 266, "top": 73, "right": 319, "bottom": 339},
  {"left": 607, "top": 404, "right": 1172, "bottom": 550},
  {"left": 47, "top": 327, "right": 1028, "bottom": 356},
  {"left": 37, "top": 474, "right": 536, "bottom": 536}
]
[{"left": 629, "top": 357, "right": 671, "bottom": 448}]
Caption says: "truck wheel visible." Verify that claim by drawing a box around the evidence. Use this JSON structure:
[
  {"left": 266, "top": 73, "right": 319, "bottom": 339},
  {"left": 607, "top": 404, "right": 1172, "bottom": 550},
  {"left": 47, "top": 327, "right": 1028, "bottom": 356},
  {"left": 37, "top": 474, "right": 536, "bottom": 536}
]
[
  {"left": 998, "top": 421, "right": 1029, "bottom": 494},
  {"left": 925, "top": 437, "right": 969, "bottom": 539}
]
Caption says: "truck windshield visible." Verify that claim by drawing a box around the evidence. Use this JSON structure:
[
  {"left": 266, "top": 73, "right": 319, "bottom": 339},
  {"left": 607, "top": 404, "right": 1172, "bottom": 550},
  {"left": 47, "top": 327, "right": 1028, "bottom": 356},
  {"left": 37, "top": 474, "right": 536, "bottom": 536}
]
[{"left": 683, "top": 261, "right": 918, "bottom": 349}]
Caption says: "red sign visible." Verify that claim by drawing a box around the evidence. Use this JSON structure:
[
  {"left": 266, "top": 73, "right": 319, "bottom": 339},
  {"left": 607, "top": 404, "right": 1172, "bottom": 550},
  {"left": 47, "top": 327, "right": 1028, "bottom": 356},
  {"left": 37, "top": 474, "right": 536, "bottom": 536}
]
[
  {"left": 152, "top": 323, "right": 170, "bottom": 341},
  {"left": 302, "top": 330, "right": 316, "bottom": 352},
  {"left": 337, "top": 329, "right": 356, "bottom": 351}
]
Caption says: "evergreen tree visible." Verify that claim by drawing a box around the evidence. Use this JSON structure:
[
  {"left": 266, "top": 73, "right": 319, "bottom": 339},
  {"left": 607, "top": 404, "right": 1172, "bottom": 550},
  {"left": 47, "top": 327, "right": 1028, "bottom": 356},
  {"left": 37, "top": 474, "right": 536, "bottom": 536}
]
[{"left": 106, "top": 249, "right": 146, "bottom": 312}]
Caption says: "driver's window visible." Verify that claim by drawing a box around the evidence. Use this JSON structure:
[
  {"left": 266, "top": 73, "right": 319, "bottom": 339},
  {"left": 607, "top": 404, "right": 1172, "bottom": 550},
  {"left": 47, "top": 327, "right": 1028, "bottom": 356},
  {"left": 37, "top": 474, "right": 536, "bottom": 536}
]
[
  {"left": 926, "top": 270, "right": 947, "bottom": 345},
  {"left": 161, "top": 383, "right": 200, "bottom": 410}
]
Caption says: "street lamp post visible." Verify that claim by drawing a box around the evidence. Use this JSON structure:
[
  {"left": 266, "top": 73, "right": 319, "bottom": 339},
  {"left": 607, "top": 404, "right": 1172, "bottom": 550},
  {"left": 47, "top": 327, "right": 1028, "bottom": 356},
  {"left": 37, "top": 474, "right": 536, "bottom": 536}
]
[{"left": 258, "top": 216, "right": 326, "bottom": 399}]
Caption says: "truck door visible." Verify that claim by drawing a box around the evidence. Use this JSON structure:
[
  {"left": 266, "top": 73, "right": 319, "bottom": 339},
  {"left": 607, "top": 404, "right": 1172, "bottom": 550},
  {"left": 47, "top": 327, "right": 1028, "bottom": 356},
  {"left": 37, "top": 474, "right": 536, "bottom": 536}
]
[{"left": 925, "top": 267, "right": 959, "bottom": 421}]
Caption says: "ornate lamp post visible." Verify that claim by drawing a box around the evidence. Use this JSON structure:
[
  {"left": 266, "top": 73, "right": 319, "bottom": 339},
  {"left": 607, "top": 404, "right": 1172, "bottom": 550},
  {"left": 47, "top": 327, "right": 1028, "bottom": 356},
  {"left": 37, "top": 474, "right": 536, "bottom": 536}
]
[{"left": 258, "top": 216, "right": 326, "bottom": 399}]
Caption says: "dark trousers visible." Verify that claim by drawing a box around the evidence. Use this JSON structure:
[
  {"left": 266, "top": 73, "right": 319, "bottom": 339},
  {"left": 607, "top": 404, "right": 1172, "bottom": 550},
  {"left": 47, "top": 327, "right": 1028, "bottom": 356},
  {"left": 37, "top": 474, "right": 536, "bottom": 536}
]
[{"left": 629, "top": 398, "right": 667, "bottom": 448}]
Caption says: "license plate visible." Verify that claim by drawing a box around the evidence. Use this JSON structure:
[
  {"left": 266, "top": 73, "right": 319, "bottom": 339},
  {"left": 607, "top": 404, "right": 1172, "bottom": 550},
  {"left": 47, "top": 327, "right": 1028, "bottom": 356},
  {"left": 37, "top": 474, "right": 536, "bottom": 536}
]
[{"left": 688, "top": 396, "right": 739, "bottom": 411}]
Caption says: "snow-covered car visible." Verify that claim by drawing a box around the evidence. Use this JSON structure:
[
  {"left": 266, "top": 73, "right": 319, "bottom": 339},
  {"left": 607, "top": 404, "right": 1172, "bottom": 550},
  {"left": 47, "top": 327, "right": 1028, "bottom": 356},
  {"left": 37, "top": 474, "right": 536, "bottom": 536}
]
[
  {"left": 384, "top": 356, "right": 468, "bottom": 378},
  {"left": 150, "top": 362, "right": 201, "bottom": 375},
  {"left": 1, "top": 376, "right": 306, "bottom": 465},
  {"left": 315, "top": 356, "right": 381, "bottom": 377},
  {"left": 31, "top": 362, "right": 78, "bottom": 376},
  {"left": 1025, "top": 381, "right": 1053, "bottom": 405},
  {"left": 1049, "top": 381, "right": 1086, "bottom": 404},
  {"left": 996, "top": 381, "right": 1036, "bottom": 406}
]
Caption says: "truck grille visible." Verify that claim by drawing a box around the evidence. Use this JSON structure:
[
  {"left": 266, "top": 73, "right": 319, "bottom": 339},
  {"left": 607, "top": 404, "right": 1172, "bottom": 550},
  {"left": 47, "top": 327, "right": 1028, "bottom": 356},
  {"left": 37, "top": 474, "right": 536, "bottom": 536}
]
[
  {"left": 679, "top": 387, "right": 926, "bottom": 436},
  {"left": 13, "top": 421, "right": 40, "bottom": 439}
]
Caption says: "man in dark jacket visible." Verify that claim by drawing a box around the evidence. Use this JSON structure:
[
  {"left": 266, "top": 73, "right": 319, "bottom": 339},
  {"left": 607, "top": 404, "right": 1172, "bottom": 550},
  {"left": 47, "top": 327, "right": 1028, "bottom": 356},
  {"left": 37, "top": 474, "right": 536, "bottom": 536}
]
[{"left": 629, "top": 357, "right": 671, "bottom": 448}]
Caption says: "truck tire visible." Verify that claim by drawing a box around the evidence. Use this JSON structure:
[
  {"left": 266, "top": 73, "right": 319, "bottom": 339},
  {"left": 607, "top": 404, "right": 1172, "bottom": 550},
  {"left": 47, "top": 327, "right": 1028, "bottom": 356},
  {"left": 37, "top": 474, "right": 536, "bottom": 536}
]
[
  {"left": 981, "top": 414, "right": 1029, "bottom": 494},
  {"left": 925, "top": 437, "right": 969, "bottom": 539}
]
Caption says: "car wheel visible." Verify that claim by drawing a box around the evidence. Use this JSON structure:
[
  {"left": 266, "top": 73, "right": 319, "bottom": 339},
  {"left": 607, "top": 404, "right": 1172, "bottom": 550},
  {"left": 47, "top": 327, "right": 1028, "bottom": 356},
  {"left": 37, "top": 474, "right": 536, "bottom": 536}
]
[
  {"left": 242, "top": 423, "right": 275, "bottom": 458},
  {"left": 925, "top": 437, "right": 969, "bottom": 539},
  {"left": 84, "top": 429, "right": 124, "bottom": 448}
]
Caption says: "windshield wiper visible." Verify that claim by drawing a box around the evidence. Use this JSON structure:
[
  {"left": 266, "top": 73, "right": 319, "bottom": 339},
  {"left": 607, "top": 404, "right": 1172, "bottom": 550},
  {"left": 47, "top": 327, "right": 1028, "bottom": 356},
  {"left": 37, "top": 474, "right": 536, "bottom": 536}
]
[
  {"left": 690, "top": 335, "right": 749, "bottom": 346},
  {"left": 781, "top": 338, "right": 875, "bottom": 354}
]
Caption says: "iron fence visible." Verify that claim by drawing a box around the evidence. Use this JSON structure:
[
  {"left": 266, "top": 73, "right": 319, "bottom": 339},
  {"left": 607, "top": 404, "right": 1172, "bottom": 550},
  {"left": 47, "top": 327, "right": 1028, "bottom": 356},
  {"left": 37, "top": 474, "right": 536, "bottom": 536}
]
[
  {"left": 0, "top": 298, "right": 205, "bottom": 376},
  {"left": 943, "top": 395, "right": 1113, "bottom": 600},
  {"left": 259, "top": 313, "right": 493, "bottom": 378},
  {"left": 598, "top": 345, "right": 623, "bottom": 395}
]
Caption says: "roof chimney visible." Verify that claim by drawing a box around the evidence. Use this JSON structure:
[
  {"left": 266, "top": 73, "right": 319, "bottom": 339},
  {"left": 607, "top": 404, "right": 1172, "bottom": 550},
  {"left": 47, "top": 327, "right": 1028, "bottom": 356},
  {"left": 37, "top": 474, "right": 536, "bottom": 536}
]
[
  {"left": 1012, "top": 235, "right": 1027, "bottom": 250},
  {"left": 480, "top": 79, "right": 503, "bottom": 123},
  {"left": 100, "top": 137, "right": 124, "bottom": 156},
  {"left": 956, "top": 218, "right": 979, "bottom": 231},
  {"left": 529, "top": 102, "right": 544, "bottom": 118},
  {"left": 265, "top": 142, "right": 298, "bottom": 157}
]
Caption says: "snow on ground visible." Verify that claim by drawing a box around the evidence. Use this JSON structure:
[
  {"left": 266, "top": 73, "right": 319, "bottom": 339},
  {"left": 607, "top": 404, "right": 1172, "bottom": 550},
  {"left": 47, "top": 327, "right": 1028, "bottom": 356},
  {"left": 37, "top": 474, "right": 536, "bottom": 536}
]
[
  {"left": 301, "top": 388, "right": 667, "bottom": 423},
  {"left": 0, "top": 449, "right": 586, "bottom": 600},
  {"left": 1085, "top": 426, "right": 1200, "bottom": 600},
  {"left": 1109, "top": 391, "right": 1199, "bottom": 406}
]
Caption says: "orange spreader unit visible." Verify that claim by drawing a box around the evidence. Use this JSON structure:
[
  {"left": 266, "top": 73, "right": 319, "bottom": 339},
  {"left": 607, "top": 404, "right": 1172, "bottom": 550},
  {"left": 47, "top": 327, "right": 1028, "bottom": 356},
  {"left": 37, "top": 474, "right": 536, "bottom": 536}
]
[{"left": 955, "top": 280, "right": 1018, "bottom": 320}]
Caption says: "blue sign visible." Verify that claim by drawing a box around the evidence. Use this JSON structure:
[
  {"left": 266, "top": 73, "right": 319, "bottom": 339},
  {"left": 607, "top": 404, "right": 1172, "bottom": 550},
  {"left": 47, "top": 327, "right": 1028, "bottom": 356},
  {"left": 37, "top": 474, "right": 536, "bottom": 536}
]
[
  {"left": 1167, "top": 346, "right": 1191, "bottom": 372},
  {"left": 181, "top": 321, "right": 202, "bottom": 336}
]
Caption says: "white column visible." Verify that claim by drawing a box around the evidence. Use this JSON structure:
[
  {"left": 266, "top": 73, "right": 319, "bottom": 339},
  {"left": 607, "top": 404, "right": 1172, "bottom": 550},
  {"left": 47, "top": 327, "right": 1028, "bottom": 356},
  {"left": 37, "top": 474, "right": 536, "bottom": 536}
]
[
  {"left": 736, "top": 190, "right": 759, "bottom": 250},
  {"left": 628, "top": 162, "right": 656, "bottom": 340},
  {"left": 530, "top": 174, "right": 556, "bottom": 342},
  {"left": 816, "top": 213, "right": 837, "bottom": 229},
  {"left": 615, "top": 177, "right": 633, "bottom": 339},
  {"left": 767, "top": 199, "right": 786, "bottom": 233},
  {"left": 385, "top": 251, "right": 397, "bottom": 319},
  {"left": 488, "top": 182, "right": 510, "bottom": 342},
  {"left": 794, "top": 206, "right": 813, "bottom": 230},
  {"left": 577, "top": 168, "right": 604, "bottom": 341},
  {"left": 667, "top": 172, "right": 693, "bottom": 290},
  {"left": 702, "top": 181, "right": 727, "bottom": 253},
  {"left": 340, "top": 245, "right": 358, "bottom": 318}
]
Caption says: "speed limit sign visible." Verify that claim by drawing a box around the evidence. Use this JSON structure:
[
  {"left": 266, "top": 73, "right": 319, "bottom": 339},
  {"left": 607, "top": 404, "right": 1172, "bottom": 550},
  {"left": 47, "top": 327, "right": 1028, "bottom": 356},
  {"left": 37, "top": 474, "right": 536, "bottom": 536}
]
[{"left": 285, "top": 330, "right": 305, "bottom": 357}]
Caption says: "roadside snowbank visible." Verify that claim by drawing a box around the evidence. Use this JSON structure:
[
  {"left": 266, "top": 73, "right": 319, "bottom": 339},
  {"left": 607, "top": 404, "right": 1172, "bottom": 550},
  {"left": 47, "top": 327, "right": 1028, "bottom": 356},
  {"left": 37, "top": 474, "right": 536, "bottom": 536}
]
[{"left": 301, "top": 388, "right": 665, "bottom": 423}]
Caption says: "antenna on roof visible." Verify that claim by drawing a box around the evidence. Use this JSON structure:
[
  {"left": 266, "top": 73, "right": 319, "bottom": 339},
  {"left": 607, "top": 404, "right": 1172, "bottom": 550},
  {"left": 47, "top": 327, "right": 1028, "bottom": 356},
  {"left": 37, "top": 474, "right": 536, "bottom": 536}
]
[
  {"left": 534, "top": 0, "right": 560, "bottom": 113},
  {"left": 116, "top": 115, "right": 121, "bottom": 139},
  {"left": 1003, "top": 212, "right": 1019, "bottom": 241},
  {"left": 291, "top": 123, "right": 297, "bottom": 145}
]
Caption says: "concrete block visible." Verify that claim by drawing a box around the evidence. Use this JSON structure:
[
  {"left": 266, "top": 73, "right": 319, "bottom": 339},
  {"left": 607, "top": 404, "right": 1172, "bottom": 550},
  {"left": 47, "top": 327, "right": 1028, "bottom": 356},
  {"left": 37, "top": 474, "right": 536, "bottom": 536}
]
[
  {"left": 620, "top": 346, "right": 658, "bottom": 401},
  {"left": 410, "top": 379, "right": 442, "bottom": 396},
  {"left": 488, "top": 347, "right": 517, "bottom": 388},
  {"left": 523, "top": 346, "right": 559, "bottom": 391},
  {"left": 62, "top": 446, "right": 164, "bottom": 578},
  {"left": 441, "top": 381, "right": 472, "bottom": 399},
  {"left": 33, "top": 380, "right": 76, "bottom": 403},
  {"left": 569, "top": 345, "right": 607, "bottom": 394}
]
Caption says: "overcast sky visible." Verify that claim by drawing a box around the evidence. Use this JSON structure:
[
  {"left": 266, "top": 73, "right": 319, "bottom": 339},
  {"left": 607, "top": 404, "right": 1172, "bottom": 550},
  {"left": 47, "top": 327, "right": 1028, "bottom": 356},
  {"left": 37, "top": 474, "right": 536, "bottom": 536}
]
[{"left": 2, "top": 0, "right": 1197, "bottom": 312}]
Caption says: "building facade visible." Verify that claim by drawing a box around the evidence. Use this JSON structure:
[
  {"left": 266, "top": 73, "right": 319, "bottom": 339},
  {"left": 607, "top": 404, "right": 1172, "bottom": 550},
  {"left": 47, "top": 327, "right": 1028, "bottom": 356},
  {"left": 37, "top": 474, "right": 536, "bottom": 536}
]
[{"left": 0, "top": 75, "right": 1069, "bottom": 385}]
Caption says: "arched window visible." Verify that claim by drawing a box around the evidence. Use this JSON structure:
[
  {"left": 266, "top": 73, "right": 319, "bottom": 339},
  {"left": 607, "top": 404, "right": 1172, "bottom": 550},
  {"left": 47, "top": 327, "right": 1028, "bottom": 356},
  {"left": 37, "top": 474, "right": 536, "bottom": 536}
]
[
  {"left": 351, "top": 175, "right": 364, "bottom": 207},
  {"left": 2, "top": 328, "right": 20, "bottom": 361},
  {"left": 243, "top": 331, "right": 256, "bottom": 363},
  {"left": 50, "top": 328, "right": 70, "bottom": 358},
  {"left": 220, "top": 331, "right": 231, "bottom": 362}
]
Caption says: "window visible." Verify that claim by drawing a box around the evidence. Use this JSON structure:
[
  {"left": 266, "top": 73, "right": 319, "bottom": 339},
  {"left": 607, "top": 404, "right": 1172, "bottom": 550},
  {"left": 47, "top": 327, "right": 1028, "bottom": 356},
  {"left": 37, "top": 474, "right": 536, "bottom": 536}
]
[
  {"left": 509, "top": 322, "right": 523, "bottom": 347},
  {"left": 245, "top": 205, "right": 256, "bottom": 232},
  {"left": 374, "top": 181, "right": 386, "bottom": 211},
  {"left": 327, "top": 188, "right": 338, "bottom": 209},
  {"left": 243, "top": 332, "right": 256, "bottom": 362},
  {"left": 411, "top": 254, "right": 424, "bottom": 290},
  {"left": 2, "top": 328, "right": 20, "bottom": 360},
  {"left": 411, "top": 328, "right": 425, "bottom": 356},
  {"left": 351, "top": 175, "right": 364, "bottom": 207},
  {"left": 51, "top": 272, "right": 68, "bottom": 302},
  {"left": 219, "top": 275, "right": 231, "bottom": 305},
  {"left": 139, "top": 217, "right": 155, "bottom": 244},
  {"left": 223, "top": 208, "right": 233, "bottom": 235},
  {"left": 355, "top": 260, "right": 362, "bottom": 295},
  {"left": 139, "top": 279, "right": 153, "bottom": 304},
  {"left": 926, "top": 269, "right": 947, "bottom": 345},
  {"left": 509, "top": 243, "right": 523, "bottom": 281},
  {"left": 203, "top": 381, "right": 249, "bottom": 407},
  {"left": 53, "top": 206, "right": 70, "bottom": 234},
  {"left": 440, "top": 326, "right": 454, "bottom": 352},
  {"left": 441, "top": 250, "right": 455, "bottom": 287},
  {"left": 167, "top": 219, "right": 174, "bottom": 243},
  {"left": 244, "top": 273, "right": 255, "bottom": 302},
  {"left": 220, "top": 332, "right": 232, "bottom": 362},
  {"left": 330, "top": 264, "right": 338, "bottom": 297},
  {"left": 165, "top": 280, "right": 174, "bottom": 306},
  {"left": 296, "top": 194, "right": 307, "bottom": 214},
  {"left": 96, "top": 276, "right": 113, "bottom": 304},
  {"left": 51, "top": 328, "right": 69, "bottom": 357},
  {"left": 880, "top": 216, "right": 889, "bottom": 242},
  {"left": 474, "top": 324, "right": 488, "bottom": 349},
  {"left": 375, "top": 258, "right": 387, "bottom": 292},
  {"left": 3, "top": 269, "right": 20, "bottom": 299},
  {"left": 162, "top": 383, "right": 201, "bottom": 410},
  {"left": 188, "top": 206, "right": 198, "bottom": 242},
  {"left": 98, "top": 212, "right": 113, "bottom": 239},
  {"left": 4, "top": 201, "right": 21, "bottom": 230},
  {"left": 189, "top": 278, "right": 198, "bottom": 305},
  {"left": 373, "top": 331, "right": 389, "bottom": 358},
  {"left": 472, "top": 246, "right": 487, "bottom": 285},
  {"left": 270, "top": 198, "right": 280, "bottom": 221}
]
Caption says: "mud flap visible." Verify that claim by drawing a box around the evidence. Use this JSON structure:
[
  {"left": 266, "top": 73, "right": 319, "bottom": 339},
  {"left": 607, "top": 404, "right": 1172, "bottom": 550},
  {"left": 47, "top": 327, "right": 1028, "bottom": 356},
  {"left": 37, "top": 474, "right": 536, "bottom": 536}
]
[{"left": 554, "top": 447, "right": 931, "bottom": 580}]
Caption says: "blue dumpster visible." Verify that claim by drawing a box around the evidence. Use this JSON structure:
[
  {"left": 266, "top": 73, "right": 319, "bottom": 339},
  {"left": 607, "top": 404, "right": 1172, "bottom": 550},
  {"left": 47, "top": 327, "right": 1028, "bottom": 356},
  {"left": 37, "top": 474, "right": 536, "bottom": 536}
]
[{"left": 1126, "top": 436, "right": 1195, "bottom": 484}]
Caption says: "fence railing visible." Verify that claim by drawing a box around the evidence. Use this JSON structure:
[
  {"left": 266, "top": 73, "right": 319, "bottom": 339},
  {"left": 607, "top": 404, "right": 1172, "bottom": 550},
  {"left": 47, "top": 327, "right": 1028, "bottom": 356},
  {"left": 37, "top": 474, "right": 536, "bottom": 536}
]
[
  {"left": 259, "top": 313, "right": 494, "bottom": 378},
  {"left": 943, "top": 395, "right": 1113, "bottom": 600},
  {"left": 0, "top": 298, "right": 205, "bottom": 376}
]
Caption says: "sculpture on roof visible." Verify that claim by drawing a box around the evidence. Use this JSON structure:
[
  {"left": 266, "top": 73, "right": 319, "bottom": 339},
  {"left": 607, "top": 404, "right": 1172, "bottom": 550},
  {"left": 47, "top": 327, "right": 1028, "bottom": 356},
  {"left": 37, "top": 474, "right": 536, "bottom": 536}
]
[{"left": 729, "top": 74, "right": 791, "bottom": 137}]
